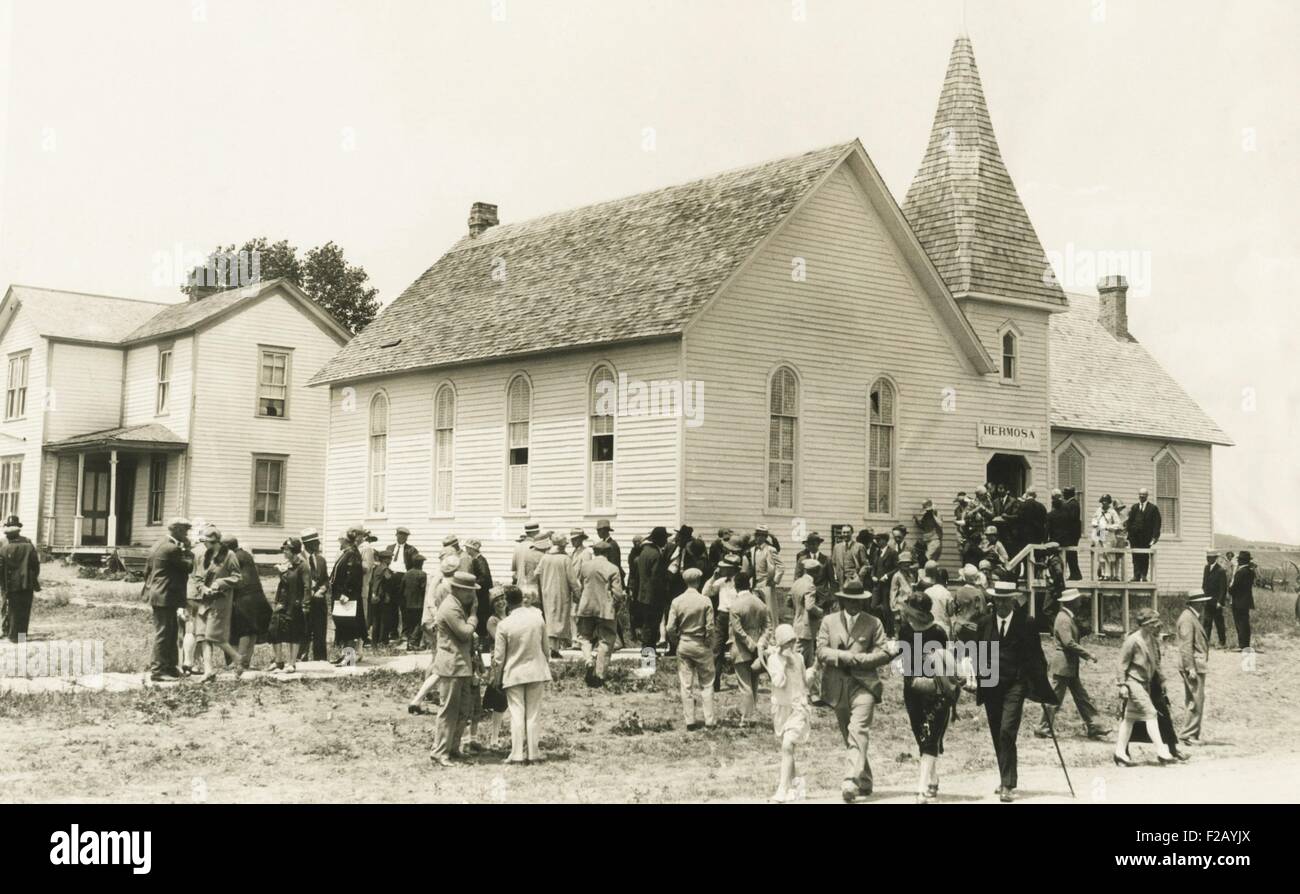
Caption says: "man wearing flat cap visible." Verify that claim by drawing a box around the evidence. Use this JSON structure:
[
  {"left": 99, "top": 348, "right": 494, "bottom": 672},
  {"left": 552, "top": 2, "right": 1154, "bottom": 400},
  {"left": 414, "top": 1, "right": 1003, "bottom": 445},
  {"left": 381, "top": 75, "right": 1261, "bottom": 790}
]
[
  {"left": 142, "top": 517, "right": 194, "bottom": 681},
  {"left": 976, "top": 580, "right": 1057, "bottom": 802},
  {"left": 816, "top": 579, "right": 892, "bottom": 802},
  {"left": 0, "top": 514, "right": 40, "bottom": 645},
  {"left": 1177, "top": 590, "right": 1213, "bottom": 745},
  {"left": 1201, "top": 550, "right": 1228, "bottom": 648}
]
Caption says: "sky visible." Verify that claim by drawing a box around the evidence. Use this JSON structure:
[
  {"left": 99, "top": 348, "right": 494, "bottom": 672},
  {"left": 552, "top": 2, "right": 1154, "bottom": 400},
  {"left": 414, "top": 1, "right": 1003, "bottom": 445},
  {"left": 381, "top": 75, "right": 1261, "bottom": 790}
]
[{"left": 0, "top": 0, "right": 1296, "bottom": 542}]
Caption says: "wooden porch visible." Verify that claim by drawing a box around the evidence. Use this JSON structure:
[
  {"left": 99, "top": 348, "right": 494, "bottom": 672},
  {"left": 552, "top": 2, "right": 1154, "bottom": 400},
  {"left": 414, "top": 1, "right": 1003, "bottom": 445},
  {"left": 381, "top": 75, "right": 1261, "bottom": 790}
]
[{"left": 1010, "top": 543, "right": 1160, "bottom": 637}]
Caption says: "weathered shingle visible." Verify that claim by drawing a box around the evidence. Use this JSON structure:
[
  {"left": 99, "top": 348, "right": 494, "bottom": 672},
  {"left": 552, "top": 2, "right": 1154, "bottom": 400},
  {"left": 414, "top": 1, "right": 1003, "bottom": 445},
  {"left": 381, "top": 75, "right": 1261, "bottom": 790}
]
[
  {"left": 6, "top": 286, "right": 169, "bottom": 344},
  {"left": 901, "top": 36, "right": 1067, "bottom": 308},
  {"left": 120, "top": 278, "right": 293, "bottom": 343},
  {"left": 44, "top": 422, "right": 187, "bottom": 451},
  {"left": 1050, "top": 292, "right": 1232, "bottom": 446},
  {"left": 310, "top": 143, "right": 854, "bottom": 385}
]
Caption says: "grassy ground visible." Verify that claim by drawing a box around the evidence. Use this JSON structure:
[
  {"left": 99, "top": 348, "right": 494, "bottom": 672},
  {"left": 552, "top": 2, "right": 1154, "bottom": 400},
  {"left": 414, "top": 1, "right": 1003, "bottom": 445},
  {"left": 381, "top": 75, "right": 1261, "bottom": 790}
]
[{"left": 2, "top": 563, "right": 1298, "bottom": 803}]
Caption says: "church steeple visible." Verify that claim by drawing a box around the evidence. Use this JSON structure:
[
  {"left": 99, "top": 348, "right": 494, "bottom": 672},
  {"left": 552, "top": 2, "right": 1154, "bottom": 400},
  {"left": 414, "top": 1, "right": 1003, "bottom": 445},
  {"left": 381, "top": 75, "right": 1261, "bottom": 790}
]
[{"left": 902, "top": 35, "right": 1066, "bottom": 308}]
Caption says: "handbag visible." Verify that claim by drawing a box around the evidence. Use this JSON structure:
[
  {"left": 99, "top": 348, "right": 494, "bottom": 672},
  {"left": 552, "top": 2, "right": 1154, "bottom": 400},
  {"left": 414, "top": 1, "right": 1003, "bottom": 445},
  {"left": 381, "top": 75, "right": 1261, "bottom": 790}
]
[
  {"left": 331, "top": 598, "right": 358, "bottom": 619},
  {"left": 483, "top": 682, "right": 507, "bottom": 713}
]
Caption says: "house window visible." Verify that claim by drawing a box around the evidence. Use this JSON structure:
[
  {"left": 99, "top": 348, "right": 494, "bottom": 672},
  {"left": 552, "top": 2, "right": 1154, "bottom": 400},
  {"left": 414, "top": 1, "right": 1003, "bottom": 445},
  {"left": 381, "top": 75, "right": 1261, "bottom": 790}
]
[
  {"left": 257, "top": 347, "right": 292, "bottom": 417},
  {"left": 767, "top": 366, "right": 798, "bottom": 511},
  {"left": 147, "top": 455, "right": 167, "bottom": 525},
  {"left": 1001, "top": 330, "right": 1018, "bottom": 381},
  {"left": 368, "top": 392, "right": 388, "bottom": 516},
  {"left": 868, "top": 377, "right": 896, "bottom": 515},
  {"left": 1155, "top": 452, "right": 1180, "bottom": 537},
  {"left": 433, "top": 384, "right": 455, "bottom": 514},
  {"left": 0, "top": 457, "right": 20, "bottom": 517},
  {"left": 156, "top": 347, "right": 173, "bottom": 415},
  {"left": 589, "top": 365, "right": 615, "bottom": 511},
  {"left": 251, "top": 455, "right": 285, "bottom": 526},
  {"left": 5, "top": 353, "right": 29, "bottom": 420},
  {"left": 1056, "top": 443, "right": 1086, "bottom": 509},
  {"left": 506, "top": 375, "right": 531, "bottom": 511}
]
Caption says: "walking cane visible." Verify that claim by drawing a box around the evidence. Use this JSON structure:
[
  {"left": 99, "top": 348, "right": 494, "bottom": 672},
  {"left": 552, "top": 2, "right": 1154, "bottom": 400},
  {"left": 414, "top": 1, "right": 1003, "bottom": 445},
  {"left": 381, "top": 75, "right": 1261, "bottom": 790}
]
[{"left": 1044, "top": 710, "right": 1076, "bottom": 799}]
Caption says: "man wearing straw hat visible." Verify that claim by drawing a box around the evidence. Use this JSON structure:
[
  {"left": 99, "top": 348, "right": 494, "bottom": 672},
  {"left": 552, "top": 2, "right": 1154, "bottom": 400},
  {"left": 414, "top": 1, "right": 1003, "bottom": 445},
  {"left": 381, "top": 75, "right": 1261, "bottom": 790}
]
[
  {"left": 430, "top": 571, "right": 479, "bottom": 766},
  {"left": 1034, "top": 589, "right": 1108, "bottom": 740},
  {"left": 1177, "top": 590, "right": 1213, "bottom": 745},
  {"left": 816, "top": 579, "right": 892, "bottom": 802},
  {"left": 976, "top": 579, "right": 1057, "bottom": 802}
]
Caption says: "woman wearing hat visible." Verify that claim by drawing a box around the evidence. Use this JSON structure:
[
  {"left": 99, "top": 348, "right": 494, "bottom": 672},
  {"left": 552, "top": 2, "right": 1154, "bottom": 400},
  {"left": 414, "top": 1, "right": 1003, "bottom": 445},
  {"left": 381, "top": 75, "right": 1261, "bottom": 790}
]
[
  {"left": 192, "top": 525, "right": 245, "bottom": 682},
  {"left": 1114, "top": 608, "right": 1176, "bottom": 766},
  {"left": 1091, "top": 495, "right": 1123, "bottom": 581},
  {"left": 899, "top": 592, "right": 959, "bottom": 803},
  {"left": 267, "top": 538, "right": 310, "bottom": 674},
  {"left": 330, "top": 527, "right": 368, "bottom": 664}
]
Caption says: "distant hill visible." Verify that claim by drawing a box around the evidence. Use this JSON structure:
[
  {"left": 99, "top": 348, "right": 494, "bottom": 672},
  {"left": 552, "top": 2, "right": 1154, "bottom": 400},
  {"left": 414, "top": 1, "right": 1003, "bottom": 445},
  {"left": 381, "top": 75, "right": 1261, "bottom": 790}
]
[
  {"left": 1215, "top": 533, "right": 1300, "bottom": 552},
  {"left": 1215, "top": 534, "right": 1300, "bottom": 590}
]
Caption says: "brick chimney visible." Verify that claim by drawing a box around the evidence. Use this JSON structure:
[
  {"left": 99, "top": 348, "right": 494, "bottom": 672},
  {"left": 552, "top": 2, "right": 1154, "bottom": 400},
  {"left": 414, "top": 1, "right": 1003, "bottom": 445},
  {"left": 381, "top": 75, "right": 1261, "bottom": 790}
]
[
  {"left": 468, "top": 202, "right": 498, "bottom": 238},
  {"left": 1097, "top": 274, "right": 1130, "bottom": 339}
]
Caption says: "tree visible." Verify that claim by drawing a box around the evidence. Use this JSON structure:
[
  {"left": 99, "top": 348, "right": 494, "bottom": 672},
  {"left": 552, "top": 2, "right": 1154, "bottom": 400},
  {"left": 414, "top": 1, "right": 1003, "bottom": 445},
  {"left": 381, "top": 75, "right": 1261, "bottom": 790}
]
[{"left": 182, "top": 237, "right": 378, "bottom": 333}]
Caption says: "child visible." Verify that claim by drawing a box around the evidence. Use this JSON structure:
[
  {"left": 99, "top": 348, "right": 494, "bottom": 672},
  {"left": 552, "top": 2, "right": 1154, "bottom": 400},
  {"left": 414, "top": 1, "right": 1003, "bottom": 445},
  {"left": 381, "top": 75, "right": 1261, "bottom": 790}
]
[{"left": 764, "top": 623, "right": 812, "bottom": 803}]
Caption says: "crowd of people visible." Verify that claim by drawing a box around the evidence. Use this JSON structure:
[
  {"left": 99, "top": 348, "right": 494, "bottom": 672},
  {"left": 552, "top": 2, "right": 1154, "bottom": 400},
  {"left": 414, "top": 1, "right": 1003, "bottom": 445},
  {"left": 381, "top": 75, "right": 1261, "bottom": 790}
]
[{"left": 65, "top": 488, "right": 1242, "bottom": 803}]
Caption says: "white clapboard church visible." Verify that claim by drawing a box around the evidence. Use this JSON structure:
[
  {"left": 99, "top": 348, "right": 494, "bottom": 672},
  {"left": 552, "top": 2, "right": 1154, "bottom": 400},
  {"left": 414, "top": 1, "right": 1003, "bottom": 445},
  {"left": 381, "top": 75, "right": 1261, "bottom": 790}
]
[{"left": 310, "top": 35, "right": 1229, "bottom": 597}]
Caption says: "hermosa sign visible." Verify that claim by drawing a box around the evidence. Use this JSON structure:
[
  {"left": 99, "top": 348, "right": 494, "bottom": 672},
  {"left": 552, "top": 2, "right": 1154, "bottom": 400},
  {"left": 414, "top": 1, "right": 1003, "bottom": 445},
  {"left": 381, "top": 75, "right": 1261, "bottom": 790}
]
[{"left": 976, "top": 421, "right": 1041, "bottom": 452}]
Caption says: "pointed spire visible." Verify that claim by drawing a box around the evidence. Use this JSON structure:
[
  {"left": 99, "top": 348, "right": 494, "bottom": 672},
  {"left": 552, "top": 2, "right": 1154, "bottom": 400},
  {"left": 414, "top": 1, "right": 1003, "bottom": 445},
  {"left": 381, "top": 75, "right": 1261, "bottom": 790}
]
[{"left": 902, "top": 35, "right": 1066, "bottom": 307}]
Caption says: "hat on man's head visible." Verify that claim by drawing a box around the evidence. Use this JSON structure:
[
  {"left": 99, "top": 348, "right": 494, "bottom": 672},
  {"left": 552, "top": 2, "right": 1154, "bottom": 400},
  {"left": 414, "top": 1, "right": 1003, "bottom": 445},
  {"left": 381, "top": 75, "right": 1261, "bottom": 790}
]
[
  {"left": 222, "top": 535, "right": 239, "bottom": 549},
  {"left": 716, "top": 556, "right": 738, "bottom": 570},
  {"left": 902, "top": 593, "right": 935, "bottom": 630},
  {"left": 464, "top": 538, "right": 482, "bottom": 551},
  {"left": 803, "top": 531, "right": 823, "bottom": 545},
  {"left": 1058, "top": 588, "right": 1083, "bottom": 604},
  {"left": 410, "top": 553, "right": 426, "bottom": 567},
  {"left": 985, "top": 525, "right": 999, "bottom": 535},
  {"left": 1185, "top": 588, "right": 1213, "bottom": 603},
  {"left": 299, "top": 527, "right": 320, "bottom": 542},
  {"left": 1051, "top": 488, "right": 1063, "bottom": 498},
  {"left": 1236, "top": 550, "right": 1252, "bottom": 564},
  {"left": 395, "top": 526, "right": 411, "bottom": 536},
  {"left": 524, "top": 522, "right": 540, "bottom": 534},
  {"left": 834, "top": 579, "right": 871, "bottom": 600},
  {"left": 450, "top": 571, "right": 478, "bottom": 594},
  {"left": 892, "top": 524, "right": 907, "bottom": 535},
  {"left": 442, "top": 534, "right": 459, "bottom": 547},
  {"left": 569, "top": 527, "right": 587, "bottom": 540},
  {"left": 896, "top": 556, "right": 915, "bottom": 568},
  {"left": 1135, "top": 607, "right": 1161, "bottom": 627},
  {"left": 3, "top": 514, "right": 24, "bottom": 532},
  {"left": 375, "top": 548, "right": 393, "bottom": 561},
  {"left": 592, "top": 539, "right": 614, "bottom": 554},
  {"left": 550, "top": 532, "right": 569, "bottom": 547},
  {"left": 167, "top": 516, "right": 191, "bottom": 529},
  {"left": 596, "top": 519, "right": 613, "bottom": 532},
  {"left": 754, "top": 524, "right": 770, "bottom": 535},
  {"left": 987, "top": 580, "right": 1020, "bottom": 599},
  {"left": 439, "top": 555, "right": 459, "bottom": 576},
  {"left": 1205, "top": 549, "right": 1220, "bottom": 559}
]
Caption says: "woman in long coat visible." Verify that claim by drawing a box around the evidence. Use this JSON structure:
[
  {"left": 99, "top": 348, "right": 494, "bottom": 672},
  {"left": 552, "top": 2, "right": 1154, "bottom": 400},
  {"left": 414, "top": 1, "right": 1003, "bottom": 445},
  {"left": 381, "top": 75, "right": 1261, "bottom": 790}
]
[
  {"left": 268, "top": 537, "right": 310, "bottom": 673},
  {"left": 194, "top": 526, "right": 244, "bottom": 681},
  {"left": 330, "top": 528, "right": 368, "bottom": 664},
  {"left": 899, "top": 593, "right": 960, "bottom": 803},
  {"left": 1113, "top": 608, "right": 1176, "bottom": 765},
  {"left": 225, "top": 536, "right": 271, "bottom": 670},
  {"left": 536, "top": 532, "right": 580, "bottom": 657}
]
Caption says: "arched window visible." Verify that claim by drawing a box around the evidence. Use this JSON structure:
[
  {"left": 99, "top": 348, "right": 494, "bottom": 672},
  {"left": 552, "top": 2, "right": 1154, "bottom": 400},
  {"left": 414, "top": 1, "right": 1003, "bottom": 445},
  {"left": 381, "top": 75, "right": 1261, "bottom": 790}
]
[
  {"left": 1155, "top": 451, "right": 1181, "bottom": 536},
  {"left": 589, "top": 365, "right": 616, "bottom": 511},
  {"left": 368, "top": 392, "right": 389, "bottom": 516},
  {"left": 767, "top": 366, "right": 798, "bottom": 510},
  {"left": 433, "top": 384, "right": 455, "bottom": 514},
  {"left": 1056, "top": 442, "right": 1086, "bottom": 508},
  {"left": 506, "top": 375, "right": 531, "bottom": 511},
  {"left": 868, "top": 377, "right": 896, "bottom": 515},
  {"left": 1001, "top": 330, "right": 1018, "bottom": 381}
]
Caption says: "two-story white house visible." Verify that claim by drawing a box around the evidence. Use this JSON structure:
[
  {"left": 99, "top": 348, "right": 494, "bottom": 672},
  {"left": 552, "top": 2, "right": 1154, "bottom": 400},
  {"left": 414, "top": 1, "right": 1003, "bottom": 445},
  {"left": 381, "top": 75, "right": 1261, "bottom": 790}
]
[{"left": 0, "top": 279, "right": 350, "bottom": 555}]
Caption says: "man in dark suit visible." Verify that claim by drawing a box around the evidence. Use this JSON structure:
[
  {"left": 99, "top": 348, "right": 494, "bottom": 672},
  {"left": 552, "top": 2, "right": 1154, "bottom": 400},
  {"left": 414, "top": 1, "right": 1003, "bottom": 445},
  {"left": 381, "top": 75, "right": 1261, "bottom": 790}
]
[
  {"left": 1201, "top": 550, "right": 1229, "bottom": 647},
  {"left": 976, "top": 580, "right": 1058, "bottom": 802},
  {"left": 1048, "top": 488, "right": 1084, "bottom": 580},
  {"left": 1016, "top": 490, "right": 1049, "bottom": 548},
  {"left": 142, "top": 518, "right": 194, "bottom": 681},
  {"left": 299, "top": 528, "right": 330, "bottom": 660},
  {"left": 870, "top": 531, "right": 898, "bottom": 635},
  {"left": 0, "top": 515, "right": 40, "bottom": 643},
  {"left": 1126, "top": 488, "right": 1162, "bottom": 581},
  {"left": 1228, "top": 551, "right": 1256, "bottom": 650}
]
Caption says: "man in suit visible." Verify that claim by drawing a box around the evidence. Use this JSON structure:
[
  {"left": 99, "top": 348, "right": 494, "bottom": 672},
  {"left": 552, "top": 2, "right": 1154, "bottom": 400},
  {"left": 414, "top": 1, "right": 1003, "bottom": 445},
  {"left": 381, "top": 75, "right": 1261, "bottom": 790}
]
[
  {"left": 815, "top": 579, "right": 893, "bottom": 802},
  {"left": 141, "top": 518, "right": 194, "bottom": 681},
  {"left": 1016, "top": 490, "right": 1049, "bottom": 550},
  {"left": 1177, "top": 591, "right": 1213, "bottom": 745},
  {"left": 576, "top": 539, "right": 623, "bottom": 687},
  {"left": 298, "top": 528, "right": 330, "bottom": 661},
  {"left": 383, "top": 526, "right": 419, "bottom": 644},
  {"left": 1228, "top": 551, "right": 1256, "bottom": 650},
  {"left": 870, "top": 531, "right": 898, "bottom": 635},
  {"left": 976, "top": 580, "right": 1057, "bottom": 802},
  {"left": 750, "top": 525, "right": 785, "bottom": 626},
  {"left": 491, "top": 585, "right": 552, "bottom": 764},
  {"left": 430, "top": 571, "right": 479, "bottom": 766},
  {"left": 1201, "top": 550, "right": 1229, "bottom": 647},
  {"left": 1048, "top": 489, "right": 1084, "bottom": 580},
  {"left": 1126, "top": 488, "right": 1162, "bottom": 581},
  {"left": 728, "top": 573, "right": 771, "bottom": 724},
  {"left": 0, "top": 515, "right": 40, "bottom": 644},
  {"left": 1035, "top": 589, "right": 1107, "bottom": 739}
]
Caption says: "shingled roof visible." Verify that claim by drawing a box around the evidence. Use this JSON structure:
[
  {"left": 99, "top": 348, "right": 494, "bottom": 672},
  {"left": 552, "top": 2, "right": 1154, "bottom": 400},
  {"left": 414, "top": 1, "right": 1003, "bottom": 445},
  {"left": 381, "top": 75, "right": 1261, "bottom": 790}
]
[
  {"left": 1050, "top": 292, "right": 1232, "bottom": 446},
  {"left": 310, "top": 142, "right": 857, "bottom": 385},
  {"left": 902, "top": 35, "right": 1067, "bottom": 308},
  {"left": 3, "top": 285, "right": 169, "bottom": 344}
]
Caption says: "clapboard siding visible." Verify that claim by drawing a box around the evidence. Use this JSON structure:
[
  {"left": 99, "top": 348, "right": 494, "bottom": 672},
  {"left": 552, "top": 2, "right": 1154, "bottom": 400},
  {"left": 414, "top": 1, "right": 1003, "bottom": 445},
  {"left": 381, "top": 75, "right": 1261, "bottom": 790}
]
[
  {"left": 187, "top": 288, "right": 341, "bottom": 550},
  {"left": 0, "top": 306, "right": 48, "bottom": 531},
  {"left": 684, "top": 164, "right": 1053, "bottom": 565},
  {"left": 1051, "top": 429, "right": 1211, "bottom": 593},
  {"left": 122, "top": 335, "right": 193, "bottom": 437},
  {"left": 45, "top": 342, "right": 124, "bottom": 440},
  {"left": 323, "top": 340, "right": 681, "bottom": 576}
]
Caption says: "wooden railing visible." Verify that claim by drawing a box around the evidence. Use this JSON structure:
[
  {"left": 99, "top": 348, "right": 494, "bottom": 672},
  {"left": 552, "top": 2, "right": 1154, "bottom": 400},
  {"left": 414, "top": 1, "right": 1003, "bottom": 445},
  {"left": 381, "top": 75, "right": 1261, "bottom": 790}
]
[{"left": 1011, "top": 543, "right": 1159, "bottom": 636}]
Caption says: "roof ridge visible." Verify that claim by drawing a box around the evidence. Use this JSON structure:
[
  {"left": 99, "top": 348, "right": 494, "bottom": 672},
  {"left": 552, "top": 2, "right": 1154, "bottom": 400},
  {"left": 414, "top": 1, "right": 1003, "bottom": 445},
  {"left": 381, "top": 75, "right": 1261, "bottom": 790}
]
[
  {"left": 10, "top": 284, "right": 174, "bottom": 307},
  {"left": 445, "top": 140, "right": 857, "bottom": 249}
]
